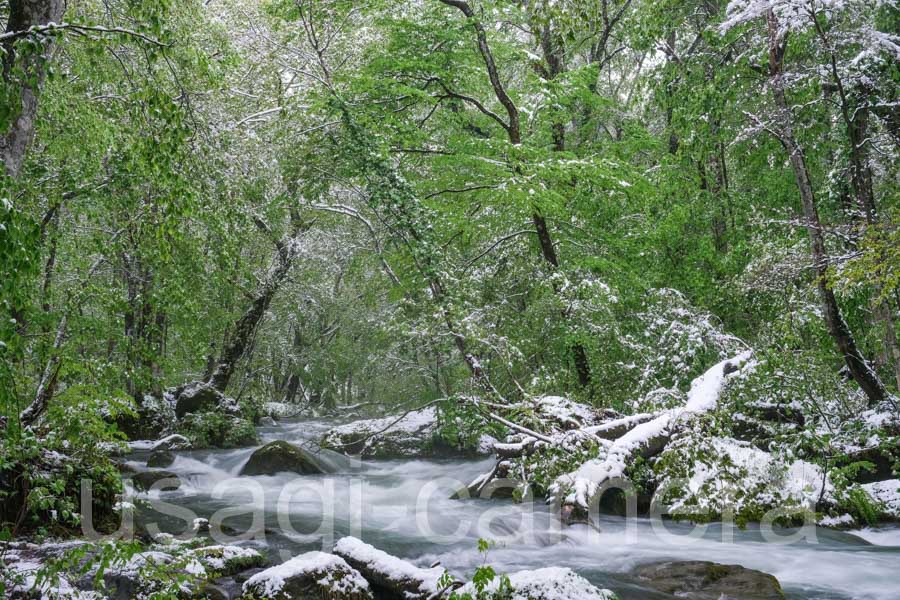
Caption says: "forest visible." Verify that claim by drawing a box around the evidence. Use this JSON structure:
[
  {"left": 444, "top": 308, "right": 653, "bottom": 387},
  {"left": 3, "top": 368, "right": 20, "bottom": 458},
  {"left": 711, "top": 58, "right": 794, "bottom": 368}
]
[{"left": 0, "top": 0, "right": 898, "bottom": 599}]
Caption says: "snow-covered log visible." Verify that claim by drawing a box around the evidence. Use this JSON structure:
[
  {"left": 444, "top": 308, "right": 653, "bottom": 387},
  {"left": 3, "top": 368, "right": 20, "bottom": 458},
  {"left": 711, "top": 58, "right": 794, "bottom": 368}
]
[{"left": 552, "top": 351, "right": 754, "bottom": 511}]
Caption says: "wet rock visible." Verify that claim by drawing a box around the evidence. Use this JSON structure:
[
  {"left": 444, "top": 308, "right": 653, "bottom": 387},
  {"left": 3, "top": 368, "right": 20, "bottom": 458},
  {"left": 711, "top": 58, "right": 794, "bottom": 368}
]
[
  {"left": 241, "top": 551, "right": 372, "bottom": 599},
  {"left": 631, "top": 560, "right": 784, "bottom": 600},
  {"left": 131, "top": 470, "right": 181, "bottom": 492},
  {"left": 147, "top": 449, "right": 175, "bottom": 468},
  {"left": 199, "top": 580, "right": 233, "bottom": 600},
  {"left": 239, "top": 440, "right": 328, "bottom": 476},
  {"left": 114, "top": 459, "right": 138, "bottom": 476},
  {"left": 259, "top": 416, "right": 277, "bottom": 427}
]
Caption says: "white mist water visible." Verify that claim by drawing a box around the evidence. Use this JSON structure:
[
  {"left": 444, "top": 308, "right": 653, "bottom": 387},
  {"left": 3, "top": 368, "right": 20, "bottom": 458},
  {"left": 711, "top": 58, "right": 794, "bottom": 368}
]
[{"left": 127, "top": 418, "right": 900, "bottom": 600}]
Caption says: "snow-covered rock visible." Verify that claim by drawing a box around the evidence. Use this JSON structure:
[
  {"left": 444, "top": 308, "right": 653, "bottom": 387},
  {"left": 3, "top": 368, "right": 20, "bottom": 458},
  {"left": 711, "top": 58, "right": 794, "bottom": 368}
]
[
  {"left": 332, "top": 537, "right": 444, "bottom": 599},
  {"left": 242, "top": 551, "right": 372, "bottom": 599},
  {"left": 321, "top": 407, "right": 443, "bottom": 458},
  {"left": 657, "top": 436, "right": 829, "bottom": 521},
  {"left": 117, "top": 393, "right": 176, "bottom": 440},
  {"left": 458, "top": 566, "right": 618, "bottom": 600},
  {"left": 128, "top": 433, "right": 191, "bottom": 452},
  {"left": 263, "top": 402, "right": 303, "bottom": 419},
  {"left": 862, "top": 479, "right": 900, "bottom": 519},
  {"left": 1, "top": 542, "right": 101, "bottom": 599},
  {"left": 535, "top": 396, "right": 602, "bottom": 429},
  {"left": 189, "top": 545, "right": 265, "bottom": 576}
]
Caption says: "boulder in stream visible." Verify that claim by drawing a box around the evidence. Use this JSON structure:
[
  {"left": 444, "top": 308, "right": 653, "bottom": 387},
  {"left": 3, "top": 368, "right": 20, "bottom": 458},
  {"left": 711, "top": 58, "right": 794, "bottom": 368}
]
[
  {"left": 239, "top": 440, "right": 328, "bottom": 476},
  {"left": 631, "top": 560, "right": 784, "bottom": 600},
  {"left": 321, "top": 407, "right": 496, "bottom": 459},
  {"left": 131, "top": 470, "right": 181, "bottom": 492},
  {"left": 147, "top": 449, "right": 175, "bottom": 468},
  {"left": 241, "top": 551, "right": 372, "bottom": 599},
  {"left": 173, "top": 381, "right": 226, "bottom": 418}
]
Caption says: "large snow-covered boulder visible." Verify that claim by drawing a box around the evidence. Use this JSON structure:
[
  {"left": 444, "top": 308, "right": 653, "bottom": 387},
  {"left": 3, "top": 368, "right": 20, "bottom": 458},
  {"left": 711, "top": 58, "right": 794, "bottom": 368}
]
[
  {"left": 241, "top": 551, "right": 372, "bottom": 599},
  {"left": 632, "top": 560, "right": 784, "bottom": 599},
  {"left": 321, "top": 408, "right": 444, "bottom": 459},
  {"left": 173, "top": 381, "right": 229, "bottom": 418},
  {"left": 239, "top": 440, "right": 329, "bottom": 476},
  {"left": 655, "top": 435, "right": 829, "bottom": 522},
  {"left": 457, "top": 566, "right": 618, "bottom": 600},
  {"left": 535, "top": 396, "right": 604, "bottom": 430},
  {"left": 332, "top": 537, "right": 444, "bottom": 599},
  {"left": 117, "top": 393, "right": 177, "bottom": 440},
  {"left": 128, "top": 433, "right": 191, "bottom": 453},
  {"left": 862, "top": 479, "right": 900, "bottom": 519}
]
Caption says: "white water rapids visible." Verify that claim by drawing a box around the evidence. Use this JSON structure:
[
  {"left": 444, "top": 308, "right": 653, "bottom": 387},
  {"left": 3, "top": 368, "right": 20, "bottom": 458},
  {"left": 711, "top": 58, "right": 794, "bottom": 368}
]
[{"left": 124, "top": 418, "right": 900, "bottom": 600}]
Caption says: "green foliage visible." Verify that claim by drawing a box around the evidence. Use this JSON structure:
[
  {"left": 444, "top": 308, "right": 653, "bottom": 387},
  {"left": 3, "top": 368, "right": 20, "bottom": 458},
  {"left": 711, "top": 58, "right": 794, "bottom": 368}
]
[
  {"left": 446, "top": 539, "right": 514, "bottom": 600},
  {"left": 436, "top": 398, "right": 506, "bottom": 454},
  {"left": 178, "top": 412, "right": 258, "bottom": 449}
]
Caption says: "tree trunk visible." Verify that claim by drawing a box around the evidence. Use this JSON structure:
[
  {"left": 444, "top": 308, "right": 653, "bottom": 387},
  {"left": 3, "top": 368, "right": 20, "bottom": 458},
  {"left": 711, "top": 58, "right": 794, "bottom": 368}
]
[
  {"left": 207, "top": 232, "right": 298, "bottom": 392},
  {"left": 1, "top": 0, "right": 66, "bottom": 178},
  {"left": 766, "top": 9, "right": 886, "bottom": 405}
]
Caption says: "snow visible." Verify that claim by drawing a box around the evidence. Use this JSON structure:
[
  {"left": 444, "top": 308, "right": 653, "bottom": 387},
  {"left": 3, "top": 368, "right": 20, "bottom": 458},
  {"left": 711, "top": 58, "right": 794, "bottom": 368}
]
[
  {"left": 127, "top": 434, "right": 190, "bottom": 452},
  {"left": 334, "top": 407, "right": 436, "bottom": 436},
  {"left": 190, "top": 545, "right": 262, "bottom": 572},
  {"left": 110, "top": 551, "right": 173, "bottom": 577},
  {"left": 536, "top": 396, "right": 599, "bottom": 427},
  {"left": 556, "top": 352, "right": 753, "bottom": 507},
  {"left": 818, "top": 513, "right": 855, "bottom": 527},
  {"left": 2, "top": 547, "right": 102, "bottom": 600},
  {"left": 333, "top": 536, "right": 444, "bottom": 595},
  {"left": 242, "top": 551, "right": 369, "bottom": 598},
  {"left": 477, "top": 433, "right": 499, "bottom": 453},
  {"left": 458, "top": 567, "right": 617, "bottom": 600},
  {"left": 862, "top": 479, "right": 900, "bottom": 518},
  {"left": 264, "top": 401, "right": 303, "bottom": 418},
  {"left": 322, "top": 407, "right": 438, "bottom": 456},
  {"left": 663, "top": 436, "right": 830, "bottom": 516}
]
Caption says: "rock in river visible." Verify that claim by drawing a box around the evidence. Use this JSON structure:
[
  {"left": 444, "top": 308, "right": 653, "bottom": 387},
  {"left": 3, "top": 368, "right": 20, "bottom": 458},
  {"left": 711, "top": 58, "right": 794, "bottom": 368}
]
[
  {"left": 631, "top": 560, "right": 784, "bottom": 600},
  {"left": 131, "top": 470, "right": 181, "bottom": 492},
  {"left": 241, "top": 551, "right": 372, "bottom": 599},
  {"left": 239, "top": 440, "right": 328, "bottom": 476},
  {"left": 147, "top": 449, "right": 175, "bottom": 468}
]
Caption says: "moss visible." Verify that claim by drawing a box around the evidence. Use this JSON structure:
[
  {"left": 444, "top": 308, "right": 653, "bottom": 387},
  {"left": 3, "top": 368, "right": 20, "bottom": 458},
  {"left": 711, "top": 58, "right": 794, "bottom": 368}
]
[{"left": 704, "top": 563, "right": 730, "bottom": 583}]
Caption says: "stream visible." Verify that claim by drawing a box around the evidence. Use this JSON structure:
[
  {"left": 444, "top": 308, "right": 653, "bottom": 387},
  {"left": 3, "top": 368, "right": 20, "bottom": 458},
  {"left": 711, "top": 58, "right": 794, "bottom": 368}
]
[{"left": 125, "top": 418, "right": 900, "bottom": 600}]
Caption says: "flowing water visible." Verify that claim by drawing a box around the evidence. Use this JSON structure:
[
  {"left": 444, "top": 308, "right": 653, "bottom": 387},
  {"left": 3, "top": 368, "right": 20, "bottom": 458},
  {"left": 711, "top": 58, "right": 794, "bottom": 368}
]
[{"left": 125, "top": 418, "right": 900, "bottom": 600}]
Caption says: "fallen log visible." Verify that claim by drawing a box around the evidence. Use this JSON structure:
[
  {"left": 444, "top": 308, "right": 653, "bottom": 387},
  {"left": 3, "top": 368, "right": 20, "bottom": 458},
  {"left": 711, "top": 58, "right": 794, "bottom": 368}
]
[{"left": 552, "top": 352, "right": 754, "bottom": 511}]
